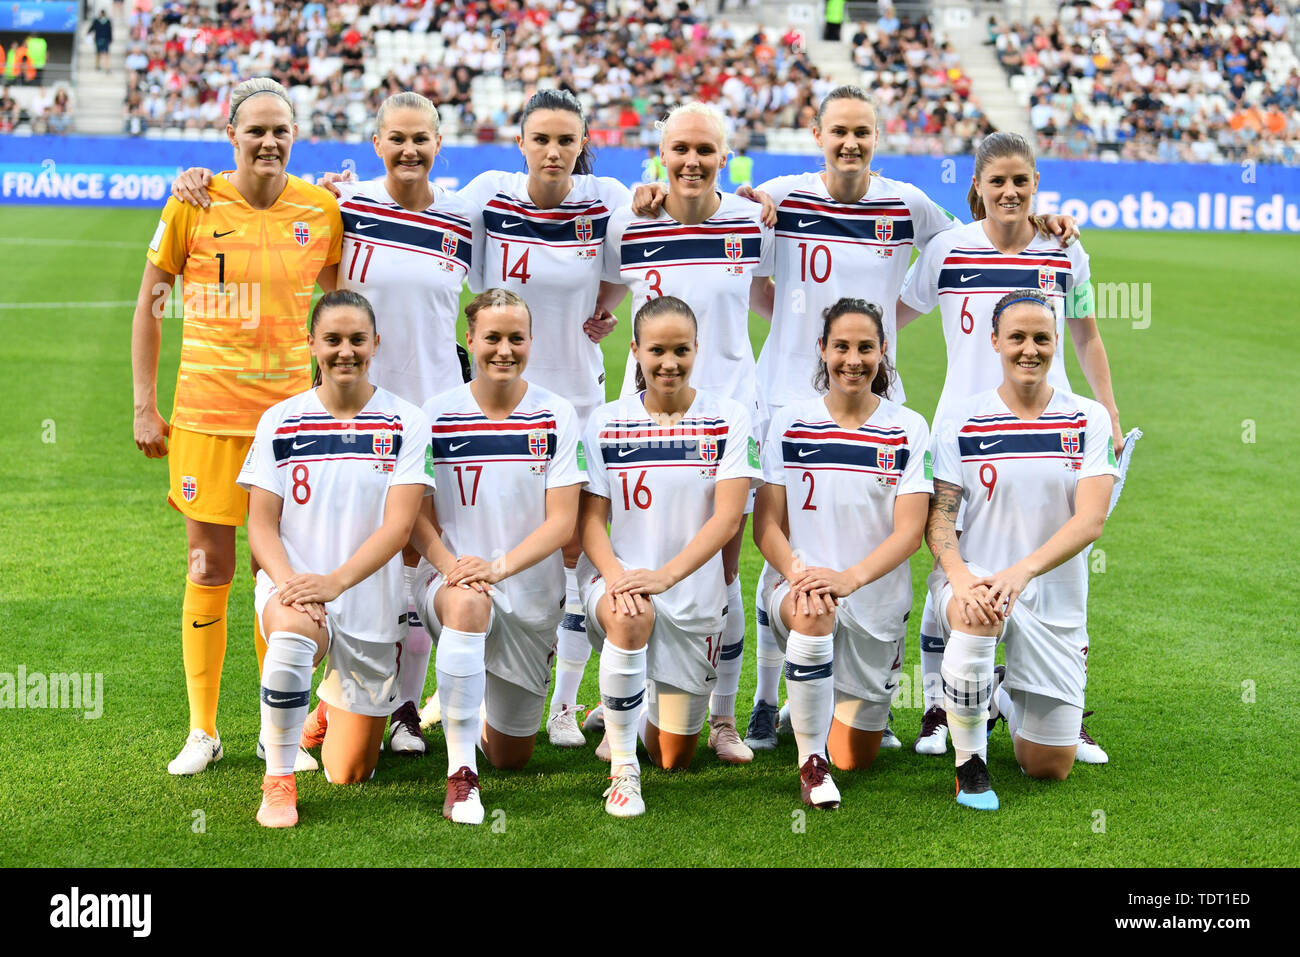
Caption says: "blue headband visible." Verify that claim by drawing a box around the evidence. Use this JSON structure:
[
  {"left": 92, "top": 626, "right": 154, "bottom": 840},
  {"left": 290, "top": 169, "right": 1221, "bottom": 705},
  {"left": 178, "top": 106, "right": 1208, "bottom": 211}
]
[{"left": 992, "top": 296, "right": 1049, "bottom": 322}]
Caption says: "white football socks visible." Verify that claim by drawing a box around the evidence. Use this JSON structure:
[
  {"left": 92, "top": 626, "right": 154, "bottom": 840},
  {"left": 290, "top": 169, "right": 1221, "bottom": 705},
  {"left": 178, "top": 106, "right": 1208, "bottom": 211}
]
[
  {"left": 436, "top": 627, "right": 486, "bottom": 776},
  {"left": 599, "top": 641, "right": 646, "bottom": 769},
  {"left": 920, "top": 592, "right": 945, "bottom": 710},
  {"left": 709, "top": 576, "right": 745, "bottom": 718},
  {"left": 551, "top": 566, "right": 589, "bottom": 713},
  {"left": 754, "top": 567, "right": 782, "bottom": 707},
  {"left": 398, "top": 566, "right": 434, "bottom": 708},
  {"left": 784, "top": 630, "right": 834, "bottom": 765},
  {"left": 995, "top": 683, "right": 1019, "bottom": 739},
  {"left": 942, "top": 629, "right": 997, "bottom": 765},
  {"left": 260, "top": 631, "right": 316, "bottom": 777}
]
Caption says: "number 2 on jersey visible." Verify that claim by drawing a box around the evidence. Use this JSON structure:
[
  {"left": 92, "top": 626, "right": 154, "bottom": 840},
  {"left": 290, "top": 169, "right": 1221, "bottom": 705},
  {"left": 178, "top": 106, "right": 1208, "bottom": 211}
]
[
  {"left": 499, "top": 243, "right": 532, "bottom": 284},
  {"left": 800, "top": 470, "right": 817, "bottom": 510},
  {"left": 619, "top": 470, "right": 652, "bottom": 510}
]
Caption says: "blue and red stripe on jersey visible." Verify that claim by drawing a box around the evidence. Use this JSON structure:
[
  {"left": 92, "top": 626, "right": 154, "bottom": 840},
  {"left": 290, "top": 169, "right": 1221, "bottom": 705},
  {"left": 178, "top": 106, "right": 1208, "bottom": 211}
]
[
  {"left": 619, "top": 219, "right": 762, "bottom": 268},
  {"left": 340, "top": 196, "right": 473, "bottom": 266},
  {"left": 779, "top": 418, "right": 910, "bottom": 473},
  {"left": 956, "top": 411, "right": 1087, "bottom": 460},
  {"left": 272, "top": 412, "right": 404, "bottom": 465},
  {"left": 775, "top": 190, "right": 916, "bottom": 244},
  {"left": 484, "top": 195, "right": 611, "bottom": 246},
  {"left": 430, "top": 411, "right": 558, "bottom": 461},
  {"left": 597, "top": 417, "right": 728, "bottom": 467},
  {"left": 937, "top": 246, "right": 1074, "bottom": 296}
]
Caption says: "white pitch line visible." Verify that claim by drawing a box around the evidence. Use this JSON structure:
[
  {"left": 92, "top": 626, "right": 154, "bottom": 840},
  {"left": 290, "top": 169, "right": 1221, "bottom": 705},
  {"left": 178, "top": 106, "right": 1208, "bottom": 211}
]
[
  {"left": 0, "top": 237, "right": 142, "bottom": 248},
  {"left": 0, "top": 301, "right": 137, "bottom": 309}
]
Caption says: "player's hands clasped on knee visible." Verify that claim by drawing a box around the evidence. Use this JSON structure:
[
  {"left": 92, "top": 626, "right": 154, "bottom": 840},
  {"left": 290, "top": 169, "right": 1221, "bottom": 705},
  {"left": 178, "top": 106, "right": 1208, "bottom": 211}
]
[
  {"left": 950, "top": 570, "right": 1001, "bottom": 628},
  {"left": 610, "top": 567, "right": 674, "bottom": 599},
  {"left": 987, "top": 562, "right": 1034, "bottom": 620},
  {"left": 278, "top": 571, "right": 344, "bottom": 606}
]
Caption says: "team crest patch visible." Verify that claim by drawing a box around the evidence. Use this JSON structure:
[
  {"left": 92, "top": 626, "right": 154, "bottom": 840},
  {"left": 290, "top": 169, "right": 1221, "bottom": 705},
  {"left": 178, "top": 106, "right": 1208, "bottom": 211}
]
[
  {"left": 877, "top": 447, "right": 895, "bottom": 471},
  {"left": 698, "top": 437, "right": 719, "bottom": 463},
  {"left": 575, "top": 216, "right": 593, "bottom": 243},
  {"left": 441, "top": 231, "right": 458, "bottom": 257},
  {"left": 373, "top": 433, "right": 393, "bottom": 457},
  {"left": 528, "top": 430, "right": 548, "bottom": 458},
  {"left": 293, "top": 221, "right": 310, "bottom": 246},
  {"left": 1039, "top": 266, "right": 1055, "bottom": 291},
  {"left": 1061, "top": 430, "right": 1080, "bottom": 455},
  {"left": 181, "top": 475, "right": 197, "bottom": 502},
  {"left": 875, "top": 218, "right": 893, "bottom": 242},
  {"left": 724, "top": 234, "right": 743, "bottom": 260}
]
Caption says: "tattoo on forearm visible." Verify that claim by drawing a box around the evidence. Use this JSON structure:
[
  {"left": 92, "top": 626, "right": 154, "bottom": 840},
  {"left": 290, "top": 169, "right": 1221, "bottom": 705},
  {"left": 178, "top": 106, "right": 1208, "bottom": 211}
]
[{"left": 927, "top": 480, "right": 962, "bottom": 561}]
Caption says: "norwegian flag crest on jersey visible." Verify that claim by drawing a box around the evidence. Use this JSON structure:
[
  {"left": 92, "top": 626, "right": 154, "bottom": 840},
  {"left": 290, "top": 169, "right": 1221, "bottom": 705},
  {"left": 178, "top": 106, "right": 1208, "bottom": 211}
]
[
  {"left": 698, "top": 437, "right": 719, "bottom": 463},
  {"left": 181, "top": 475, "right": 197, "bottom": 502},
  {"left": 877, "top": 447, "right": 895, "bottom": 471},
  {"left": 1039, "top": 266, "right": 1055, "bottom": 291},
  {"left": 575, "top": 216, "right": 593, "bottom": 243},
  {"left": 875, "top": 218, "right": 893, "bottom": 242},
  {"left": 293, "top": 221, "right": 310, "bottom": 246},
  {"left": 724, "top": 234, "right": 743, "bottom": 260},
  {"left": 1061, "top": 430, "right": 1080, "bottom": 455},
  {"left": 528, "top": 430, "right": 548, "bottom": 458},
  {"left": 441, "top": 231, "right": 458, "bottom": 257},
  {"left": 373, "top": 433, "right": 393, "bottom": 457}
]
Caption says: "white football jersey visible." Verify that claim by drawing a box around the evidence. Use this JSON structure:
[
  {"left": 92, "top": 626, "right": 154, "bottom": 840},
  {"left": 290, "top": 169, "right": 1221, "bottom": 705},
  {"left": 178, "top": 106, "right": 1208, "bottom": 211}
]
[
  {"left": 421, "top": 381, "right": 586, "bottom": 633},
  {"left": 900, "top": 220, "right": 1091, "bottom": 425},
  {"left": 582, "top": 390, "right": 763, "bottom": 634},
  {"left": 929, "top": 389, "right": 1119, "bottom": 628},
  {"left": 756, "top": 172, "right": 957, "bottom": 408},
  {"left": 603, "top": 192, "right": 775, "bottom": 415},
  {"left": 763, "top": 396, "right": 932, "bottom": 641},
  {"left": 238, "top": 387, "right": 434, "bottom": 643},
  {"left": 458, "top": 170, "right": 632, "bottom": 417},
  {"left": 336, "top": 178, "right": 475, "bottom": 406}
]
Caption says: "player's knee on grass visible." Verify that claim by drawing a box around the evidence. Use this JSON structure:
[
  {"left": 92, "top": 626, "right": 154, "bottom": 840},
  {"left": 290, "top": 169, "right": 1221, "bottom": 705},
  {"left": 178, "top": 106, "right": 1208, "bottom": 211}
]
[
  {"left": 645, "top": 723, "right": 698, "bottom": 770},
  {"left": 1014, "top": 738, "right": 1075, "bottom": 781},
  {"left": 1010, "top": 690, "right": 1080, "bottom": 780},
  {"left": 482, "top": 724, "right": 535, "bottom": 769},
  {"left": 322, "top": 710, "right": 384, "bottom": 784},
  {"left": 436, "top": 582, "right": 493, "bottom": 633},
  {"left": 481, "top": 674, "right": 542, "bottom": 768},
  {"left": 644, "top": 682, "right": 704, "bottom": 769},
  {"left": 828, "top": 694, "right": 888, "bottom": 770}
]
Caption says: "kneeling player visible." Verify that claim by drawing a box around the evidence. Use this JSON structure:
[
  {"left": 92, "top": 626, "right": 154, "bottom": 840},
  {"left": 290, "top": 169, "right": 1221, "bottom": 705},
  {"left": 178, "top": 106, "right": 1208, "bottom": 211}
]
[
  {"left": 410, "top": 290, "right": 585, "bottom": 825},
  {"left": 753, "top": 299, "right": 931, "bottom": 809},
  {"left": 240, "top": 291, "right": 432, "bottom": 827},
  {"left": 925, "top": 290, "right": 1117, "bottom": 810},
  {"left": 578, "top": 297, "right": 762, "bottom": 817}
]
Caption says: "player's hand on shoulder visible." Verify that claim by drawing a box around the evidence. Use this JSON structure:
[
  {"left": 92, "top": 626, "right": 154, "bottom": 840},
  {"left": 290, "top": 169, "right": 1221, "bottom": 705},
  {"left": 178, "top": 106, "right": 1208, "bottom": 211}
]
[
  {"left": 584, "top": 307, "right": 618, "bottom": 343},
  {"left": 317, "top": 169, "right": 357, "bottom": 198},
  {"left": 278, "top": 571, "right": 344, "bottom": 606},
  {"left": 631, "top": 181, "right": 668, "bottom": 218},
  {"left": 133, "top": 406, "right": 170, "bottom": 458},
  {"left": 735, "top": 185, "right": 777, "bottom": 227},
  {"left": 1033, "top": 213, "right": 1079, "bottom": 248},
  {"left": 171, "top": 167, "right": 214, "bottom": 208}
]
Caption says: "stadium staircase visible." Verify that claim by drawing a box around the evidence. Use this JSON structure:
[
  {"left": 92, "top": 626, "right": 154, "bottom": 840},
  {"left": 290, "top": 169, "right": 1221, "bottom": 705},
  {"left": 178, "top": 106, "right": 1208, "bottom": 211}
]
[{"left": 74, "top": 5, "right": 130, "bottom": 134}]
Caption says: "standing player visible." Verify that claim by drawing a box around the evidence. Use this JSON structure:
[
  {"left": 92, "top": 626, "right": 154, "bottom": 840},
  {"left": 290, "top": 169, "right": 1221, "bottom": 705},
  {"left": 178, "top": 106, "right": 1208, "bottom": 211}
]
[
  {"left": 131, "top": 77, "right": 341, "bottom": 775},
  {"left": 409, "top": 290, "right": 585, "bottom": 824},
  {"left": 741, "top": 86, "right": 1077, "bottom": 751},
  {"left": 239, "top": 290, "right": 432, "bottom": 826},
  {"left": 753, "top": 299, "right": 931, "bottom": 809},
  {"left": 453, "top": 90, "right": 631, "bottom": 748},
  {"left": 925, "top": 289, "right": 1117, "bottom": 810},
  {"left": 579, "top": 297, "right": 762, "bottom": 817},
  {"left": 603, "top": 101, "right": 775, "bottom": 763},
  {"left": 898, "top": 131, "right": 1122, "bottom": 761}
]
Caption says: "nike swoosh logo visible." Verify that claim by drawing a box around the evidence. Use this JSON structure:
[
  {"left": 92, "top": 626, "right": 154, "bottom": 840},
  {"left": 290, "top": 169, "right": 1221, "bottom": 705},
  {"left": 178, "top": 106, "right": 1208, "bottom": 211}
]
[
  {"left": 797, "top": 448, "right": 819, "bottom": 457},
  {"left": 960, "top": 273, "right": 980, "bottom": 282},
  {"left": 355, "top": 222, "right": 378, "bottom": 230},
  {"left": 979, "top": 440, "right": 1002, "bottom": 449},
  {"left": 292, "top": 440, "right": 315, "bottom": 450},
  {"left": 500, "top": 220, "right": 521, "bottom": 229},
  {"left": 790, "top": 668, "right": 820, "bottom": 679},
  {"left": 797, "top": 219, "right": 819, "bottom": 227},
  {"left": 265, "top": 694, "right": 298, "bottom": 704},
  {"left": 191, "top": 618, "right": 222, "bottom": 628},
  {"left": 449, "top": 441, "right": 470, "bottom": 451},
  {"left": 642, "top": 246, "right": 664, "bottom": 257},
  {"left": 617, "top": 448, "right": 638, "bottom": 457},
  {"left": 212, "top": 229, "right": 235, "bottom": 238}
]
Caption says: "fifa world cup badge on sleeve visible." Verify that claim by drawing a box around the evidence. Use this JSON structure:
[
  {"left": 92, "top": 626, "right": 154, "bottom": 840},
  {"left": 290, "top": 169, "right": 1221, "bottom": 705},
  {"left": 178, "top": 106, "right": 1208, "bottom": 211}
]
[
  {"left": 748, "top": 437, "right": 760, "bottom": 469},
  {"left": 576, "top": 440, "right": 587, "bottom": 472},
  {"left": 1107, "top": 435, "right": 1117, "bottom": 468},
  {"left": 923, "top": 450, "right": 934, "bottom": 481},
  {"left": 425, "top": 444, "right": 436, "bottom": 478}
]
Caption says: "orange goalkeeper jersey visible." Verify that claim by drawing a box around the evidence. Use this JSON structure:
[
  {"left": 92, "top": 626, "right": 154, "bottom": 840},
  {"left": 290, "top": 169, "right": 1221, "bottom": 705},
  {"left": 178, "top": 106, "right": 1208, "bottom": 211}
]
[{"left": 147, "top": 173, "right": 342, "bottom": 436}]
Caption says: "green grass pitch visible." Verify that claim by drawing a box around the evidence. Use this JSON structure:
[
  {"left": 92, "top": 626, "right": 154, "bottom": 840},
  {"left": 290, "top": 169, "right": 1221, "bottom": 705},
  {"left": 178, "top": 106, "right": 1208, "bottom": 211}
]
[{"left": 0, "top": 206, "right": 1296, "bottom": 867}]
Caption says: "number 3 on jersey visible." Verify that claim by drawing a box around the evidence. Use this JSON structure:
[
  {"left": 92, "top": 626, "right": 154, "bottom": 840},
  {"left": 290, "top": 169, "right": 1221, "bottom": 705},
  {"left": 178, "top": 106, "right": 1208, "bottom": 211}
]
[{"left": 500, "top": 242, "right": 532, "bottom": 284}]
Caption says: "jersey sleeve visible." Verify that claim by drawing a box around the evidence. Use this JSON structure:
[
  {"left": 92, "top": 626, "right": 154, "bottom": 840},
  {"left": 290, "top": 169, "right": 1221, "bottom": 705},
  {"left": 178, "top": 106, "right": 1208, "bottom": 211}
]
[
  {"left": 236, "top": 407, "right": 284, "bottom": 496},
  {"left": 897, "top": 411, "right": 934, "bottom": 496},
  {"left": 928, "top": 409, "right": 964, "bottom": 489},
  {"left": 755, "top": 219, "right": 775, "bottom": 278},
  {"left": 454, "top": 172, "right": 495, "bottom": 294},
  {"left": 899, "top": 231, "right": 944, "bottom": 315},
  {"left": 322, "top": 191, "right": 343, "bottom": 267},
  {"left": 1079, "top": 399, "right": 1120, "bottom": 482},
  {"left": 600, "top": 176, "right": 634, "bottom": 209},
  {"left": 392, "top": 407, "right": 435, "bottom": 489},
  {"left": 601, "top": 208, "right": 628, "bottom": 285},
  {"left": 581, "top": 409, "right": 611, "bottom": 499},
  {"left": 905, "top": 182, "right": 960, "bottom": 249},
  {"left": 755, "top": 175, "right": 796, "bottom": 205},
  {"left": 546, "top": 399, "right": 587, "bottom": 489},
  {"left": 718, "top": 399, "right": 763, "bottom": 490},
  {"left": 760, "top": 407, "right": 791, "bottom": 487},
  {"left": 145, "top": 197, "right": 195, "bottom": 275},
  {"left": 1065, "top": 239, "right": 1093, "bottom": 318}
]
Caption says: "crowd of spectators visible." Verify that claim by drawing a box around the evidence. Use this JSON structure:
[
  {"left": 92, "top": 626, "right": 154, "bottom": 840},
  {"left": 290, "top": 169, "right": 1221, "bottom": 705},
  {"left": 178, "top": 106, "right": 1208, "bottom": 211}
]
[
  {"left": 991, "top": 0, "right": 1300, "bottom": 165},
  {"left": 120, "top": 0, "right": 842, "bottom": 149},
  {"left": 849, "top": 8, "right": 996, "bottom": 157}
]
